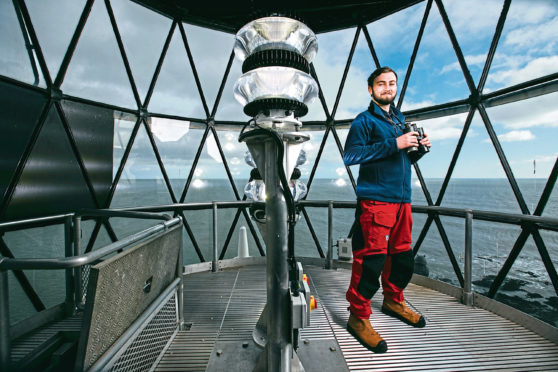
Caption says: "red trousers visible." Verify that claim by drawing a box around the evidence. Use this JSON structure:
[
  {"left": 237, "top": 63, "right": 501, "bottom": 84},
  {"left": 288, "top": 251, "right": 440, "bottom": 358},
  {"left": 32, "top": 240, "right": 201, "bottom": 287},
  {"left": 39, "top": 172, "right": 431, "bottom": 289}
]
[{"left": 346, "top": 200, "right": 414, "bottom": 319}]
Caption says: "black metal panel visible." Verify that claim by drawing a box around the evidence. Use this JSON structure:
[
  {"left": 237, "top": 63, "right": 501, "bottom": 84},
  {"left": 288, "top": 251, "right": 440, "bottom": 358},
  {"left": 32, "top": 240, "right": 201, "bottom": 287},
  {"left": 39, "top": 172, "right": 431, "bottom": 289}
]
[
  {"left": 0, "top": 81, "right": 48, "bottom": 205},
  {"left": 59, "top": 100, "right": 113, "bottom": 207},
  {"left": 131, "top": 0, "right": 423, "bottom": 34},
  {"left": 3, "top": 105, "right": 96, "bottom": 221}
]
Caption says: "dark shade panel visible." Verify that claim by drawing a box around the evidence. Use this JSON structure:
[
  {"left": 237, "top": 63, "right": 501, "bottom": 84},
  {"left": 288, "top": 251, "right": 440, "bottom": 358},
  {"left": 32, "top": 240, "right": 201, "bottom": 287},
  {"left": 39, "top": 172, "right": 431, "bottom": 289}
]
[
  {"left": 131, "top": 0, "right": 422, "bottom": 34},
  {"left": 3, "top": 105, "right": 96, "bottom": 221},
  {"left": 60, "top": 100, "right": 114, "bottom": 206},
  {"left": 0, "top": 81, "right": 48, "bottom": 203}
]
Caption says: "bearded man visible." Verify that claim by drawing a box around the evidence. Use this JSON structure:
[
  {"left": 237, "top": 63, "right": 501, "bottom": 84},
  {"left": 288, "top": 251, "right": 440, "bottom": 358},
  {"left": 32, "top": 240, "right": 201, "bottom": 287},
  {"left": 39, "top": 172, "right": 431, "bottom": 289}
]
[{"left": 343, "top": 66, "right": 431, "bottom": 353}]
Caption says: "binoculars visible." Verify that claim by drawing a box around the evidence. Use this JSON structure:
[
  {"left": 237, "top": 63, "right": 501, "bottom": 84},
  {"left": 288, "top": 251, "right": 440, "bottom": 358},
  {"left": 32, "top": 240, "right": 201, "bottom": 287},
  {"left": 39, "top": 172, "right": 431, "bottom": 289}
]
[{"left": 403, "top": 122, "right": 429, "bottom": 163}]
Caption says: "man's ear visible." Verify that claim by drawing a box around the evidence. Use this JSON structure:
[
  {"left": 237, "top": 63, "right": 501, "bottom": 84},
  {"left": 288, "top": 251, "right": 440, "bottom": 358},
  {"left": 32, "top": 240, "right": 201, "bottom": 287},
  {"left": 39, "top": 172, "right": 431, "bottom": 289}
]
[{"left": 368, "top": 86, "right": 372, "bottom": 95}]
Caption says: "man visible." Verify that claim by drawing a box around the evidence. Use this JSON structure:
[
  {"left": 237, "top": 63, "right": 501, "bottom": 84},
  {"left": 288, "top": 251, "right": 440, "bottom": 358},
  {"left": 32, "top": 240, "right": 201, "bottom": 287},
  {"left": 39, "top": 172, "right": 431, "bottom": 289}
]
[{"left": 343, "top": 66, "right": 431, "bottom": 353}]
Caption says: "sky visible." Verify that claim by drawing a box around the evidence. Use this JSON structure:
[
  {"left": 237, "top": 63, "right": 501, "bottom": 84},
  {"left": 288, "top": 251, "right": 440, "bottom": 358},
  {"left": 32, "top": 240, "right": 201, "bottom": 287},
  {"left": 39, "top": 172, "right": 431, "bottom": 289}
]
[{"left": 1, "top": 0, "right": 557, "bottom": 185}]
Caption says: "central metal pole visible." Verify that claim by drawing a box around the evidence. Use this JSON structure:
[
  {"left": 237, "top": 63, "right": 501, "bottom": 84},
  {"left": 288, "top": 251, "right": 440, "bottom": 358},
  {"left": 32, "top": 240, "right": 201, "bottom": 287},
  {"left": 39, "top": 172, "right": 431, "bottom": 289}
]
[{"left": 264, "top": 138, "right": 292, "bottom": 371}]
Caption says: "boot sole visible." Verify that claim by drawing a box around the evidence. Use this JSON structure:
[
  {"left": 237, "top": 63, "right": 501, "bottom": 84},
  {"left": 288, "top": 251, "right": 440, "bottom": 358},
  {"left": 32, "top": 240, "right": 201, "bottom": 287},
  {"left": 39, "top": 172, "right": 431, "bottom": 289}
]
[
  {"left": 346, "top": 325, "right": 388, "bottom": 353},
  {"left": 381, "top": 306, "right": 426, "bottom": 328}
]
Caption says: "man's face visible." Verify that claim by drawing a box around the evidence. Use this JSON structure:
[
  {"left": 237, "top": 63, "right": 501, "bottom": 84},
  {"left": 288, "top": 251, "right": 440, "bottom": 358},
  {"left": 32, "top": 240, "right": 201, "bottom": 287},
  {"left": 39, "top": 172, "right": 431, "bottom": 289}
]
[{"left": 368, "top": 71, "right": 397, "bottom": 106}]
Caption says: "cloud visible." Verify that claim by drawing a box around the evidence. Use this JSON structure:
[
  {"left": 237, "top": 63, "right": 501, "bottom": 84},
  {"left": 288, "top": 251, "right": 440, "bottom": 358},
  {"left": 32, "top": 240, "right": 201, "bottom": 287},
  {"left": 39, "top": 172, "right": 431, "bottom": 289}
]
[
  {"left": 488, "top": 55, "right": 558, "bottom": 86},
  {"left": 487, "top": 92, "right": 558, "bottom": 129},
  {"left": 496, "top": 130, "right": 535, "bottom": 142},
  {"left": 504, "top": 16, "right": 558, "bottom": 50},
  {"left": 440, "top": 54, "right": 487, "bottom": 74}
]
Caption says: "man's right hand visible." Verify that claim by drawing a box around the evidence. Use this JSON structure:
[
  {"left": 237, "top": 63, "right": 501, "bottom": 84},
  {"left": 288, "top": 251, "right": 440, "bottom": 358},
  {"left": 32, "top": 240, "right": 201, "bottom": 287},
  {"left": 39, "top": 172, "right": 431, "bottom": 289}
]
[{"left": 396, "top": 132, "right": 419, "bottom": 150}]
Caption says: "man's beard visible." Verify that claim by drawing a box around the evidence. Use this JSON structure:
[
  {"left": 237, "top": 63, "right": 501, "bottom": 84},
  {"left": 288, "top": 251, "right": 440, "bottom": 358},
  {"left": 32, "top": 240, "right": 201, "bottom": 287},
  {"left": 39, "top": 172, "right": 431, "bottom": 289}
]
[{"left": 372, "top": 91, "right": 396, "bottom": 106}]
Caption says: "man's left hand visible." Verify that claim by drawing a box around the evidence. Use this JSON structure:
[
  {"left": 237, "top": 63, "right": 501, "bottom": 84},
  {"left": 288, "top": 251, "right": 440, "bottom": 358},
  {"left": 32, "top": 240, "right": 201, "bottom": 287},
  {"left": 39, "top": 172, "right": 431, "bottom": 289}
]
[{"left": 420, "top": 133, "right": 431, "bottom": 148}]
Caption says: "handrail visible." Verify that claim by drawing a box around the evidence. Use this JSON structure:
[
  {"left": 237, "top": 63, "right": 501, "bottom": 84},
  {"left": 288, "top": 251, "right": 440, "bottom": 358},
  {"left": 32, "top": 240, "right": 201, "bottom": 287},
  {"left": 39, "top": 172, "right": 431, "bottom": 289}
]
[
  {"left": 0, "top": 217, "right": 180, "bottom": 270},
  {"left": 0, "top": 209, "right": 173, "bottom": 232},
  {"left": 298, "top": 200, "right": 558, "bottom": 231}
]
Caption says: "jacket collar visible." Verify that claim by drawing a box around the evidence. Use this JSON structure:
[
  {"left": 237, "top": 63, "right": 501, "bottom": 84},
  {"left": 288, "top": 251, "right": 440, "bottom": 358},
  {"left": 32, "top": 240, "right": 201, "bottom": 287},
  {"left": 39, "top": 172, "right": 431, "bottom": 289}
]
[{"left": 367, "top": 100, "right": 405, "bottom": 124}]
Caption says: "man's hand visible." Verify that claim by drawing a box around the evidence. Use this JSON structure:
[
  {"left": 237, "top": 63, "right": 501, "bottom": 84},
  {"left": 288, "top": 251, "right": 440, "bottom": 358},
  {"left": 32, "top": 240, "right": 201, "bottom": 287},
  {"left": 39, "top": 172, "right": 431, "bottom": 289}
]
[
  {"left": 420, "top": 132, "right": 431, "bottom": 148},
  {"left": 396, "top": 132, "right": 419, "bottom": 150}
]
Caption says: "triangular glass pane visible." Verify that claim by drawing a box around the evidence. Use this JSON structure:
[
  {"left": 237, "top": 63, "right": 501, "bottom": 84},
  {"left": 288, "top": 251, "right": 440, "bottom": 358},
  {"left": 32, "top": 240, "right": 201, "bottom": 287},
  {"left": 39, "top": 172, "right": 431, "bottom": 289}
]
[
  {"left": 305, "top": 131, "right": 355, "bottom": 201},
  {"left": 147, "top": 24, "right": 205, "bottom": 118},
  {"left": 219, "top": 213, "right": 265, "bottom": 260},
  {"left": 110, "top": 0, "right": 172, "bottom": 102},
  {"left": 113, "top": 112, "right": 138, "bottom": 181},
  {"left": 412, "top": 215, "right": 460, "bottom": 286},
  {"left": 294, "top": 208, "right": 325, "bottom": 258},
  {"left": 6, "top": 106, "right": 96, "bottom": 221},
  {"left": 214, "top": 55, "right": 247, "bottom": 122},
  {"left": 181, "top": 224, "right": 202, "bottom": 265},
  {"left": 110, "top": 123, "right": 174, "bottom": 208},
  {"left": 0, "top": 82, "right": 48, "bottom": 203},
  {"left": 400, "top": 3, "right": 471, "bottom": 110},
  {"left": 441, "top": 0, "right": 502, "bottom": 85},
  {"left": 184, "top": 23, "right": 234, "bottom": 116},
  {"left": 182, "top": 209, "right": 212, "bottom": 262},
  {"left": 107, "top": 216, "right": 164, "bottom": 242},
  {"left": 366, "top": 1, "right": 428, "bottom": 95},
  {"left": 411, "top": 111, "right": 471, "bottom": 204},
  {"left": 80, "top": 219, "right": 114, "bottom": 252},
  {"left": 470, "top": 221, "right": 517, "bottom": 294},
  {"left": 335, "top": 32, "right": 375, "bottom": 120},
  {"left": 542, "top": 181, "right": 558, "bottom": 219},
  {"left": 61, "top": 100, "right": 114, "bottom": 207},
  {"left": 184, "top": 130, "right": 238, "bottom": 202},
  {"left": 312, "top": 27, "right": 358, "bottom": 114},
  {"left": 214, "top": 128, "right": 253, "bottom": 193},
  {"left": 303, "top": 82, "right": 328, "bottom": 122},
  {"left": 494, "top": 232, "right": 558, "bottom": 327},
  {"left": 4, "top": 224, "right": 66, "bottom": 321},
  {"left": 440, "top": 113, "right": 523, "bottom": 214},
  {"left": 26, "top": 0, "right": 86, "bottom": 80},
  {"left": 148, "top": 118, "right": 205, "bottom": 198},
  {"left": 0, "top": 1, "right": 45, "bottom": 85},
  {"left": 6, "top": 270, "right": 36, "bottom": 324},
  {"left": 485, "top": 1, "right": 558, "bottom": 92},
  {"left": 62, "top": 0, "right": 136, "bottom": 108},
  {"left": 485, "top": 92, "right": 558, "bottom": 213}
]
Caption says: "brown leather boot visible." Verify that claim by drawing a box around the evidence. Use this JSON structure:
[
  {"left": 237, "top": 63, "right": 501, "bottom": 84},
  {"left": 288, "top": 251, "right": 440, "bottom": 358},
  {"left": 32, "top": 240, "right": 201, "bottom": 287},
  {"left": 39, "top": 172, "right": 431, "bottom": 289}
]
[
  {"left": 381, "top": 298, "right": 426, "bottom": 328},
  {"left": 346, "top": 313, "right": 388, "bottom": 353}
]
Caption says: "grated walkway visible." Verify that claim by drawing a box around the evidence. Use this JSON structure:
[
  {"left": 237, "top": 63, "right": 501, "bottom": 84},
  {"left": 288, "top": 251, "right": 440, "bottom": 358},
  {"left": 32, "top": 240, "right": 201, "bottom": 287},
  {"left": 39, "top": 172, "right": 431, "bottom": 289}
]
[{"left": 155, "top": 264, "right": 558, "bottom": 371}]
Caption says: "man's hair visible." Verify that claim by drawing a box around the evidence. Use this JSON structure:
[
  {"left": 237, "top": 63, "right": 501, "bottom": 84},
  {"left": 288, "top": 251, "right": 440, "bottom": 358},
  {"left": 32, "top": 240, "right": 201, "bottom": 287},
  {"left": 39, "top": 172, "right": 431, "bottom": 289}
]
[{"left": 367, "top": 66, "right": 398, "bottom": 87}]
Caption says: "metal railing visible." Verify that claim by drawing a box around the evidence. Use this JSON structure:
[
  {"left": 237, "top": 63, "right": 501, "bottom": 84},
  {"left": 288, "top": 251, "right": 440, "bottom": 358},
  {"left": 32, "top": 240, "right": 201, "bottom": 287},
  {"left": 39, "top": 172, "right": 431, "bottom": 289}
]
[
  {"left": 1, "top": 200, "right": 557, "bottom": 368},
  {"left": 0, "top": 211, "right": 182, "bottom": 370}
]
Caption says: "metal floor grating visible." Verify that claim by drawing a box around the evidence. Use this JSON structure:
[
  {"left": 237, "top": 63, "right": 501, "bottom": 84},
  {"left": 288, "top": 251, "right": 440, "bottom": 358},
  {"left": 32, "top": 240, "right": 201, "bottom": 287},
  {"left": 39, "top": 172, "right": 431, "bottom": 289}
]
[
  {"left": 156, "top": 264, "right": 558, "bottom": 371},
  {"left": 10, "top": 313, "right": 83, "bottom": 363}
]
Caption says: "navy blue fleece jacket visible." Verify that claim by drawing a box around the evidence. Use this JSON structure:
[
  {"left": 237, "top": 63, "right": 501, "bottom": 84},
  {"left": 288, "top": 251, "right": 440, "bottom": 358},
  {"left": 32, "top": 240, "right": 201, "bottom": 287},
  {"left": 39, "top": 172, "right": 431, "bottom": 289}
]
[{"left": 343, "top": 102, "right": 412, "bottom": 203}]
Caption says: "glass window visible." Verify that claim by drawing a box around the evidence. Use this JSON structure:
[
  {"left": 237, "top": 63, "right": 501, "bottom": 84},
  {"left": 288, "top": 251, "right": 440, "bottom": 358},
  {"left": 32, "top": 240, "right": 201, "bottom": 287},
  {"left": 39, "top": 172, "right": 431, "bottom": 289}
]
[
  {"left": 485, "top": 92, "right": 558, "bottom": 216},
  {"left": 0, "top": 0, "right": 44, "bottom": 85},
  {"left": 400, "top": 1, "right": 471, "bottom": 110},
  {"left": 62, "top": 0, "right": 137, "bottom": 108},
  {"left": 110, "top": 0, "right": 173, "bottom": 103},
  {"left": 486, "top": 0, "right": 558, "bottom": 92},
  {"left": 26, "top": 0, "right": 87, "bottom": 80}
]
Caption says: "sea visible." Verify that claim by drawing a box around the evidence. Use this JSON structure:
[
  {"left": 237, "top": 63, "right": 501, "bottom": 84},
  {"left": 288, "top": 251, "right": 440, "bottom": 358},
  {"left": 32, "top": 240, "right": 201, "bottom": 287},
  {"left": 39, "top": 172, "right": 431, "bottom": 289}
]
[{"left": 4, "top": 178, "right": 557, "bottom": 327}]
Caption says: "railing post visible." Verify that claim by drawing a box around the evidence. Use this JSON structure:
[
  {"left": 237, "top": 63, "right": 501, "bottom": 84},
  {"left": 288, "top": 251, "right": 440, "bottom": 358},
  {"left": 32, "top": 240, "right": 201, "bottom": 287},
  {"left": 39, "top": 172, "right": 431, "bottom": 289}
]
[
  {"left": 177, "top": 217, "right": 184, "bottom": 330},
  {"left": 212, "top": 202, "right": 218, "bottom": 272},
  {"left": 0, "top": 269, "right": 11, "bottom": 371},
  {"left": 463, "top": 209, "right": 473, "bottom": 306},
  {"left": 326, "top": 200, "right": 333, "bottom": 270},
  {"left": 64, "top": 215, "right": 75, "bottom": 315},
  {"left": 73, "top": 215, "right": 82, "bottom": 308}
]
